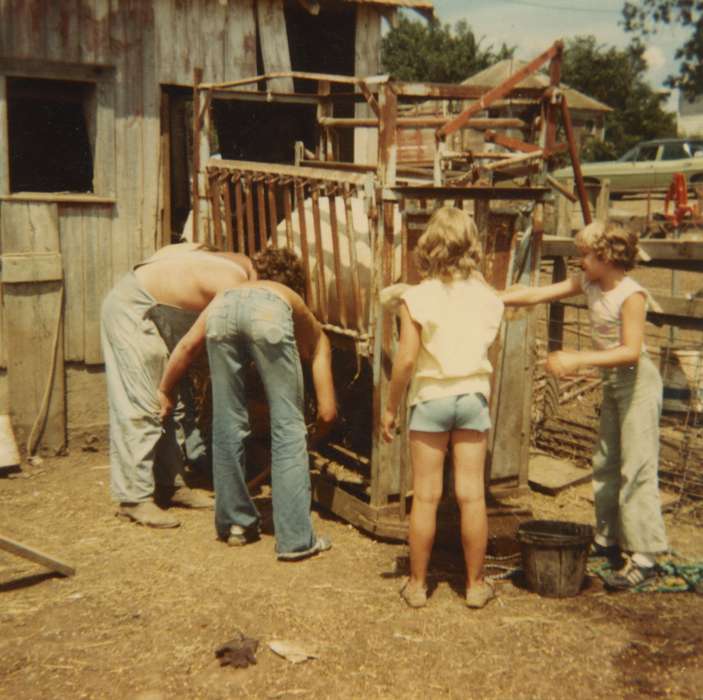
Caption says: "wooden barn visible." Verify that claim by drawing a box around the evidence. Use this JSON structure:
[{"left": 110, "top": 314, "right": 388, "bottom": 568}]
[{"left": 0, "top": 0, "right": 433, "bottom": 452}]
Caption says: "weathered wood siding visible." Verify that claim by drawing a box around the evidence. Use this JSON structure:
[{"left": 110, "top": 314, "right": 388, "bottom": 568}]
[{"left": 0, "top": 0, "right": 292, "bottom": 369}]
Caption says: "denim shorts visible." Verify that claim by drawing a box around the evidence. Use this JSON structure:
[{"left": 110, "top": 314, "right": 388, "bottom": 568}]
[{"left": 409, "top": 393, "right": 491, "bottom": 433}]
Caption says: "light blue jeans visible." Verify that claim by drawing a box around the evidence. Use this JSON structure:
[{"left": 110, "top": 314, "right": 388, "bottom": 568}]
[
  {"left": 206, "top": 288, "right": 316, "bottom": 554},
  {"left": 592, "top": 354, "right": 668, "bottom": 554}
]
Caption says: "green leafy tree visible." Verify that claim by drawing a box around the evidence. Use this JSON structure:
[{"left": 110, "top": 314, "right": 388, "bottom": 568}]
[
  {"left": 561, "top": 36, "right": 677, "bottom": 161},
  {"left": 623, "top": 1, "right": 703, "bottom": 99},
  {"left": 381, "top": 17, "right": 513, "bottom": 84}
]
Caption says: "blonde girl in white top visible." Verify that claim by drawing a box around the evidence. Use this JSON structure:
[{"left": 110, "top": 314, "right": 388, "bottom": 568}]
[
  {"left": 382, "top": 207, "right": 504, "bottom": 609},
  {"left": 502, "top": 221, "right": 667, "bottom": 590}
]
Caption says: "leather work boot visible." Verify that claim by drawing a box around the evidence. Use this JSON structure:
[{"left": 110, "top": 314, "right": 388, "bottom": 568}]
[
  {"left": 169, "top": 485, "right": 214, "bottom": 509},
  {"left": 117, "top": 501, "right": 180, "bottom": 528}
]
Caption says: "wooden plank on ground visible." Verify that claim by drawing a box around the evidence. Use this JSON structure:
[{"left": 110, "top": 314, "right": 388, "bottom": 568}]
[
  {"left": 0, "top": 534, "right": 75, "bottom": 577},
  {"left": 1, "top": 202, "right": 66, "bottom": 453},
  {"left": 0, "top": 414, "right": 20, "bottom": 468},
  {"left": 528, "top": 452, "right": 591, "bottom": 495},
  {"left": 255, "top": 0, "right": 293, "bottom": 93}
]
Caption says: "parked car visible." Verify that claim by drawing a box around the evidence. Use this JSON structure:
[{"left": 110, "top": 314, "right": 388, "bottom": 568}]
[{"left": 552, "top": 138, "right": 703, "bottom": 193}]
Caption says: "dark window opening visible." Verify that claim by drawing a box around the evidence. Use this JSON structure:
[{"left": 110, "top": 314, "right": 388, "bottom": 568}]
[{"left": 7, "top": 77, "right": 95, "bottom": 193}]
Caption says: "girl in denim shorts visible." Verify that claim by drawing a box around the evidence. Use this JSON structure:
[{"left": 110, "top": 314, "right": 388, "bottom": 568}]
[
  {"left": 382, "top": 207, "right": 504, "bottom": 609},
  {"left": 501, "top": 221, "right": 668, "bottom": 589}
]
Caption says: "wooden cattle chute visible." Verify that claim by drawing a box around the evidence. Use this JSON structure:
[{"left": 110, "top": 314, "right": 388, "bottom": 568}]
[{"left": 188, "top": 43, "right": 594, "bottom": 539}]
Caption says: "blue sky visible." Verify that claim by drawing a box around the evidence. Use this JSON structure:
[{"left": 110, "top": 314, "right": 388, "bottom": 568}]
[{"left": 426, "top": 0, "right": 689, "bottom": 112}]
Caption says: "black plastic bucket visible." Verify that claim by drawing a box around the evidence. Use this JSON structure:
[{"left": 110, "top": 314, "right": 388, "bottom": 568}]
[{"left": 517, "top": 520, "right": 594, "bottom": 598}]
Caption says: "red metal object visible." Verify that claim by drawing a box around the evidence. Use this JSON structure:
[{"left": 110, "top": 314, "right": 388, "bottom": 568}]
[{"left": 664, "top": 173, "right": 699, "bottom": 226}]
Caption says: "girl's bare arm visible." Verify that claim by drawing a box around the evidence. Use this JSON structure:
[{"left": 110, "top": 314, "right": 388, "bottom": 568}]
[
  {"left": 500, "top": 275, "right": 582, "bottom": 306},
  {"left": 382, "top": 303, "right": 421, "bottom": 442}
]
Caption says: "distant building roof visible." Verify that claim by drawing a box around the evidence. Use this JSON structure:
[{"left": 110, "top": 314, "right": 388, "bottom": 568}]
[{"left": 462, "top": 58, "right": 612, "bottom": 113}]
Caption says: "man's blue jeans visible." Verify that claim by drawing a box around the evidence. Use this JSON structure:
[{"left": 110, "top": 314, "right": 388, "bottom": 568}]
[{"left": 206, "top": 288, "right": 316, "bottom": 555}]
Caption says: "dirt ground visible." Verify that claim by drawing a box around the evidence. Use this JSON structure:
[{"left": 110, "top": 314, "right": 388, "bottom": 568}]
[{"left": 2, "top": 441, "right": 702, "bottom": 700}]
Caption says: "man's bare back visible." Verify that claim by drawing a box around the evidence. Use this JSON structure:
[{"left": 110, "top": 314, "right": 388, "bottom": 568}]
[{"left": 135, "top": 248, "right": 254, "bottom": 311}]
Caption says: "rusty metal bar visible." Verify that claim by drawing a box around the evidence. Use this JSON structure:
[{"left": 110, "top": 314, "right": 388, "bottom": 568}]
[
  {"left": 267, "top": 177, "right": 279, "bottom": 249},
  {"left": 282, "top": 182, "right": 294, "bottom": 249},
  {"left": 319, "top": 116, "right": 527, "bottom": 130},
  {"left": 244, "top": 175, "right": 256, "bottom": 255},
  {"left": 546, "top": 174, "right": 578, "bottom": 203},
  {"left": 342, "top": 185, "right": 364, "bottom": 332},
  {"left": 437, "top": 41, "right": 563, "bottom": 139},
  {"left": 310, "top": 187, "right": 328, "bottom": 323},
  {"left": 295, "top": 180, "right": 315, "bottom": 306},
  {"left": 233, "top": 175, "right": 246, "bottom": 253},
  {"left": 202, "top": 71, "right": 371, "bottom": 90},
  {"left": 327, "top": 193, "right": 347, "bottom": 329},
  {"left": 560, "top": 95, "right": 592, "bottom": 225},
  {"left": 256, "top": 177, "right": 267, "bottom": 248},
  {"left": 222, "top": 176, "right": 234, "bottom": 252}
]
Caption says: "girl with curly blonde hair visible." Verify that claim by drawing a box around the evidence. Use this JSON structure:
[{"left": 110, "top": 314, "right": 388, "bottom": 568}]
[
  {"left": 502, "top": 221, "right": 667, "bottom": 590},
  {"left": 382, "top": 206, "right": 504, "bottom": 610}
]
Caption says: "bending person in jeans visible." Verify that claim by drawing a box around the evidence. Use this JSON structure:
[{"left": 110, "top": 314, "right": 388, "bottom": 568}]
[{"left": 158, "top": 249, "right": 337, "bottom": 560}]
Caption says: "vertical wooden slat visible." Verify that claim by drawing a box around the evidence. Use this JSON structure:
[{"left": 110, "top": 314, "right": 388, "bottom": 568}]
[
  {"left": 0, "top": 77, "right": 9, "bottom": 196},
  {"left": 210, "top": 174, "right": 223, "bottom": 250},
  {"left": 295, "top": 180, "right": 314, "bottom": 307},
  {"left": 354, "top": 5, "right": 381, "bottom": 165},
  {"left": 224, "top": 0, "right": 257, "bottom": 89},
  {"left": 310, "top": 187, "right": 328, "bottom": 322},
  {"left": 400, "top": 196, "right": 408, "bottom": 282},
  {"left": 256, "top": 177, "right": 267, "bottom": 248},
  {"left": 282, "top": 182, "right": 294, "bottom": 249},
  {"left": 191, "top": 69, "right": 203, "bottom": 243},
  {"left": 267, "top": 177, "right": 278, "bottom": 249},
  {"left": 201, "top": 0, "right": 227, "bottom": 84},
  {"left": 140, "top": 0, "right": 160, "bottom": 259},
  {"left": 84, "top": 208, "right": 113, "bottom": 364},
  {"left": 245, "top": 175, "right": 256, "bottom": 255},
  {"left": 59, "top": 207, "right": 86, "bottom": 362},
  {"left": 93, "top": 0, "right": 112, "bottom": 65},
  {"left": 234, "top": 175, "right": 246, "bottom": 253},
  {"left": 110, "top": 0, "right": 136, "bottom": 277},
  {"left": 255, "top": 0, "right": 294, "bottom": 93},
  {"left": 159, "top": 88, "right": 172, "bottom": 247},
  {"left": 327, "top": 192, "right": 347, "bottom": 328},
  {"left": 222, "top": 177, "right": 234, "bottom": 252},
  {"left": 46, "top": 0, "right": 80, "bottom": 63},
  {"left": 342, "top": 186, "right": 363, "bottom": 332}
]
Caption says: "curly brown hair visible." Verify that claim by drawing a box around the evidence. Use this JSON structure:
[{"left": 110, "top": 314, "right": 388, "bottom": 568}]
[
  {"left": 414, "top": 206, "right": 482, "bottom": 280},
  {"left": 252, "top": 247, "right": 306, "bottom": 298},
  {"left": 575, "top": 221, "right": 639, "bottom": 271}
]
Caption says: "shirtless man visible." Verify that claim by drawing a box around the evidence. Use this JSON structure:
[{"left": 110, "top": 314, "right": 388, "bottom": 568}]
[
  {"left": 101, "top": 243, "right": 254, "bottom": 528},
  {"left": 158, "top": 249, "right": 337, "bottom": 560}
]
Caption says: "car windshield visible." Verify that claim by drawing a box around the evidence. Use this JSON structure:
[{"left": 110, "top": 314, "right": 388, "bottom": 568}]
[{"left": 689, "top": 141, "right": 703, "bottom": 157}]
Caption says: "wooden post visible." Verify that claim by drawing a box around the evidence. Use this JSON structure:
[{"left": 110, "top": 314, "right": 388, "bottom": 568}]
[
  {"left": 370, "top": 84, "right": 399, "bottom": 507},
  {"left": 191, "top": 68, "right": 203, "bottom": 242}
]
